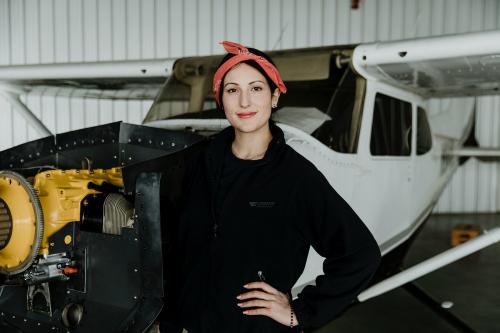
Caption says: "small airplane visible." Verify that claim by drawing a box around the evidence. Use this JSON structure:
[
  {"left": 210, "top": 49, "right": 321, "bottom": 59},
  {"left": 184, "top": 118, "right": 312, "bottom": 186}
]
[{"left": 0, "top": 29, "right": 500, "bottom": 333}]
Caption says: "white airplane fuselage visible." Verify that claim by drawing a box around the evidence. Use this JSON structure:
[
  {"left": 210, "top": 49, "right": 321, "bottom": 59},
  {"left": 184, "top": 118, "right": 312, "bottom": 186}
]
[{"left": 146, "top": 77, "right": 475, "bottom": 294}]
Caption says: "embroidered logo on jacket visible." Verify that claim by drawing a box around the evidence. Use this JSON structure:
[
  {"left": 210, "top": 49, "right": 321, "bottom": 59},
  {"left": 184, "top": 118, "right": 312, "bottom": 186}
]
[{"left": 249, "top": 201, "right": 276, "bottom": 208}]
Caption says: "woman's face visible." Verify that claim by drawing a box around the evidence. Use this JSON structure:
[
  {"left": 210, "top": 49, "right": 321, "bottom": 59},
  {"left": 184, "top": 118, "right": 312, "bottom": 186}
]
[{"left": 222, "top": 63, "right": 280, "bottom": 134}]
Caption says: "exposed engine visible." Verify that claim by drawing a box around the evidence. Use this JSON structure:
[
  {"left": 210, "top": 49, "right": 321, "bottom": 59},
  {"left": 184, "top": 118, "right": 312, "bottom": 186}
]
[
  {"left": 0, "top": 168, "right": 135, "bottom": 328},
  {"left": 0, "top": 122, "right": 204, "bottom": 333}
]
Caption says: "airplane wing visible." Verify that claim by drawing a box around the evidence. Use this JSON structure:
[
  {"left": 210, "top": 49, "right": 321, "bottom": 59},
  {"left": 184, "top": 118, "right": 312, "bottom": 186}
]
[
  {"left": 352, "top": 30, "right": 500, "bottom": 98},
  {"left": 0, "top": 58, "right": 176, "bottom": 99},
  {"left": 3, "top": 30, "right": 500, "bottom": 100}
]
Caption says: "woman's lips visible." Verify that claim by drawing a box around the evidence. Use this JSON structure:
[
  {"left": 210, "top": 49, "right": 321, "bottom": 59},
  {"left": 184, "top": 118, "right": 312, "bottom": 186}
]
[{"left": 236, "top": 112, "right": 257, "bottom": 119}]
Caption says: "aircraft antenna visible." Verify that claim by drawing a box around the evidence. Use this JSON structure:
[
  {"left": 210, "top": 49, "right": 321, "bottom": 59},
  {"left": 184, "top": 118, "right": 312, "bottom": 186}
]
[
  {"left": 410, "top": 10, "right": 423, "bottom": 38},
  {"left": 271, "top": 22, "right": 289, "bottom": 50}
]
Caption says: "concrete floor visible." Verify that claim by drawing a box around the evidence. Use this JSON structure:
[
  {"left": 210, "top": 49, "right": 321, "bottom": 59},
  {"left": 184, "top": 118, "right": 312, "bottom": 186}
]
[{"left": 316, "top": 214, "right": 500, "bottom": 333}]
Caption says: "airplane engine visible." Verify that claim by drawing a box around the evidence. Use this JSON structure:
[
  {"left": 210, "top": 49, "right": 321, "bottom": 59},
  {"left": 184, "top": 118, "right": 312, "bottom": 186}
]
[
  {"left": 0, "top": 122, "right": 204, "bottom": 333},
  {"left": 0, "top": 168, "right": 125, "bottom": 279},
  {"left": 0, "top": 167, "right": 144, "bottom": 332}
]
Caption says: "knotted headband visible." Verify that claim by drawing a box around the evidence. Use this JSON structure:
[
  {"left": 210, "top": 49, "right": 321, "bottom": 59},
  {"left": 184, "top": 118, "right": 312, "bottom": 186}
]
[{"left": 212, "top": 41, "right": 287, "bottom": 106}]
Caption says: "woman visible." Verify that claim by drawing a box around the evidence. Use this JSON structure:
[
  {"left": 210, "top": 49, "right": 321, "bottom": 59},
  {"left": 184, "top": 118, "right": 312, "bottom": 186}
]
[{"left": 161, "top": 42, "right": 381, "bottom": 333}]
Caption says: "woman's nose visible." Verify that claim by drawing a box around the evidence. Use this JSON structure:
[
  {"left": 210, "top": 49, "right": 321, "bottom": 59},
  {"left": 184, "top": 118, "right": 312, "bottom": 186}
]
[{"left": 239, "top": 90, "right": 250, "bottom": 108}]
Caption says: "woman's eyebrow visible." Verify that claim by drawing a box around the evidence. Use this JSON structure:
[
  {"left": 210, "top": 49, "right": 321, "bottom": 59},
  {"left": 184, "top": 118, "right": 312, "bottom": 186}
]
[{"left": 223, "top": 80, "right": 265, "bottom": 88}]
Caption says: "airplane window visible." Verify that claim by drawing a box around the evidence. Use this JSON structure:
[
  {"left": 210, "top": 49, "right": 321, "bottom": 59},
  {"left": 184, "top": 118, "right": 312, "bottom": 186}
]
[
  {"left": 417, "top": 107, "right": 432, "bottom": 155},
  {"left": 310, "top": 68, "right": 365, "bottom": 153},
  {"left": 370, "top": 93, "right": 412, "bottom": 156}
]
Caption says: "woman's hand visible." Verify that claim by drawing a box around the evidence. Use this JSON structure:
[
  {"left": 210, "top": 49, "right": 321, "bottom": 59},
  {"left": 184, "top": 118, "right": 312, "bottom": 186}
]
[{"left": 236, "top": 281, "right": 299, "bottom": 327}]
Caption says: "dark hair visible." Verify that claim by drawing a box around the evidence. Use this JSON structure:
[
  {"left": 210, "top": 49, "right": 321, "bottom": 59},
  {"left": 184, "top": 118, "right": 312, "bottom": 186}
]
[{"left": 216, "top": 47, "right": 278, "bottom": 109}]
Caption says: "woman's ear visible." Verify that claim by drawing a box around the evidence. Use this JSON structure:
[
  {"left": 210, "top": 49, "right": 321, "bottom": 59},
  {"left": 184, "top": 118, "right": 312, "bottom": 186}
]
[{"left": 271, "top": 88, "right": 280, "bottom": 108}]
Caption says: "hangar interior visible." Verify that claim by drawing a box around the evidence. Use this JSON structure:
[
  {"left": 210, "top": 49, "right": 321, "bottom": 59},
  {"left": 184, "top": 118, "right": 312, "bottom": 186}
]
[{"left": 0, "top": 0, "right": 500, "bottom": 332}]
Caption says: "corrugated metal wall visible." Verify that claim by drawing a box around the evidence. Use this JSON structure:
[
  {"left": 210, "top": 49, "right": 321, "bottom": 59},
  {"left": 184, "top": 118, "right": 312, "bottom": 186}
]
[{"left": 0, "top": 0, "right": 499, "bottom": 212}]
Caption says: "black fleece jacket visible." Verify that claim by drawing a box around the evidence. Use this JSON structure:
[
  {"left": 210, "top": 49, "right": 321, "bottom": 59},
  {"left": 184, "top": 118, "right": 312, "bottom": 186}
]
[{"left": 161, "top": 122, "right": 381, "bottom": 332}]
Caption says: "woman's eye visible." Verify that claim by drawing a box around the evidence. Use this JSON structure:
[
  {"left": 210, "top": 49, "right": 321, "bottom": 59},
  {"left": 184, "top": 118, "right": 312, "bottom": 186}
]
[
  {"left": 252, "top": 86, "right": 263, "bottom": 92},
  {"left": 226, "top": 88, "right": 237, "bottom": 94}
]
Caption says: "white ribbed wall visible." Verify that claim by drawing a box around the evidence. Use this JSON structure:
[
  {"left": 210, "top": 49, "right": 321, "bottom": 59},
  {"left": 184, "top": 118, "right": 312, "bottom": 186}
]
[{"left": 0, "top": 0, "right": 499, "bottom": 212}]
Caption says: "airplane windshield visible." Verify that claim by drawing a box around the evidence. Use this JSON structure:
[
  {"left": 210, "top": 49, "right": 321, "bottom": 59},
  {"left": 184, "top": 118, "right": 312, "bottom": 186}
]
[{"left": 144, "top": 49, "right": 365, "bottom": 154}]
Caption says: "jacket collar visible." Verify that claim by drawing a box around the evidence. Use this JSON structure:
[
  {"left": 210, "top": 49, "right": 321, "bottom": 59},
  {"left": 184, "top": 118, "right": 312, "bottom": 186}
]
[{"left": 204, "top": 121, "right": 286, "bottom": 183}]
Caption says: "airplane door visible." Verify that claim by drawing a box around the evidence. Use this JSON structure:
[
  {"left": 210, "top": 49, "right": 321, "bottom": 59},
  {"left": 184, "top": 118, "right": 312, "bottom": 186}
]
[
  {"left": 353, "top": 85, "right": 413, "bottom": 253},
  {"left": 410, "top": 105, "right": 438, "bottom": 224}
]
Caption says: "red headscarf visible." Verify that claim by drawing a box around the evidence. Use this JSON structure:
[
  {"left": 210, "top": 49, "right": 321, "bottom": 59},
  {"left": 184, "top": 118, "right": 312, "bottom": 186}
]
[{"left": 212, "top": 41, "right": 287, "bottom": 106}]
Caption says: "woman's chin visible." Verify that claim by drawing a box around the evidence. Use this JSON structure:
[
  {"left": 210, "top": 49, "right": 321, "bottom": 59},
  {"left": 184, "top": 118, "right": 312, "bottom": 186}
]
[{"left": 232, "top": 120, "right": 268, "bottom": 134}]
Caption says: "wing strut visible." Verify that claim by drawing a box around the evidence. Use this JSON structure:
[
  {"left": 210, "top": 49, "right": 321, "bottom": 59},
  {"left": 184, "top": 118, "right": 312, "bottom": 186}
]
[
  {"left": 445, "top": 148, "right": 500, "bottom": 162},
  {"left": 0, "top": 89, "right": 52, "bottom": 137},
  {"left": 358, "top": 227, "right": 500, "bottom": 302}
]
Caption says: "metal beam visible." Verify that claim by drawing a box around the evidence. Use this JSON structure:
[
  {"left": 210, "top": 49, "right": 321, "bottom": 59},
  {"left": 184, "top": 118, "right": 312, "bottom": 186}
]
[
  {"left": 0, "top": 90, "right": 52, "bottom": 137},
  {"left": 445, "top": 148, "right": 500, "bottom": 157},
  {"left": 0, "top": 59, "right": 175, "bottom": 80}
]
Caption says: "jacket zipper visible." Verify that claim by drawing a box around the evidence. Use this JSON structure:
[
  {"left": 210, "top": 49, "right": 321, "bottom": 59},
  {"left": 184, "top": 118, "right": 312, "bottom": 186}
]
[
  {"left": 213, "top": 222, "right": 218, "bottom": 238},
  {"left": 211, "top": 170, "right": 220, "bottom": 238}
]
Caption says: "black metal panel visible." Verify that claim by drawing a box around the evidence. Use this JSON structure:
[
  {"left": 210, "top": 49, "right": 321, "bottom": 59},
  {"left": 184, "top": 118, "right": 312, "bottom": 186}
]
[
  {"left": 0, "top": 135, "right": 56, "bottom": 170},
  {"left": 135, "top": 173, "right": 164, "bottom": 298},
  {"left": 119, "top": 173, "right": 165, "bottom": 332},
  {"left": 55, "top": 122, "right": 122, "bottom": 169},
  {"left": 118, "top": 123, "right": 203, "bottom": 169},
  {"left": 0, "top": 122, "right": 204, "bottom": 175},
  {"left": 121, "top": 141, "right": 205, "bottom": 194},
  {"left": 73, "top": 229, "right": 142, "bottom": 333},
  {"left": 0, "top": 228, "right": 142, "bottom": 332}
]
